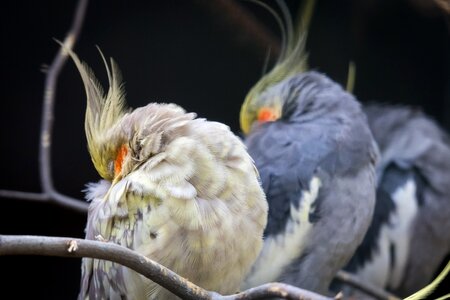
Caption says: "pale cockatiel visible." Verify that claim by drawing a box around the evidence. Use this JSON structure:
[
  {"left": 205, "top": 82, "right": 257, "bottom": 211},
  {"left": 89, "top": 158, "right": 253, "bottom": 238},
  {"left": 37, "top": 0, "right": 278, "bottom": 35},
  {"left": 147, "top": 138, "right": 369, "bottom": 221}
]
[
  {"left": 239, "top": 0, "right": 377, "bottom": 295},
  {"left": 65, "top": 49, "right": 268, "bottom": 299},
  {"left": 341, "top": 104, "right": 450, "bottom": 298}
]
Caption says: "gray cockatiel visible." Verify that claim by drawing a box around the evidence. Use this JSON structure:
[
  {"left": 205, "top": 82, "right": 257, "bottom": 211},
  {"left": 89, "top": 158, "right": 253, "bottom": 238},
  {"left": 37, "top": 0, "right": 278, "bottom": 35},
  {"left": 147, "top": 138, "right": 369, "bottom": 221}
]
[
  {"left": 342, "top": 104, "right": 450, "bottom": 298},
  {"left": 239, "top": 0, "right": 378, "bottom": 295},
  {"left": 64, "top": 48, "right": 268, "bottom": 299}
]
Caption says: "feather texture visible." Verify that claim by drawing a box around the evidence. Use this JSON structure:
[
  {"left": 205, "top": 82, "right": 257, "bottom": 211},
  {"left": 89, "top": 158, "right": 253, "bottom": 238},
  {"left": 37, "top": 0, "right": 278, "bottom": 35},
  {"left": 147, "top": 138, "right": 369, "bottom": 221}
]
[
  {"left": 242, "top": 72, "right": 378, "bottom": 294},
  {"left": 239, "top": 1, "right": 377, "bottom": 294},
  {"left": 342, "top": 104, "right": 450, "bottom": 298},
  {"left": 240, "top": 0, "right": 316, "bottom": 134},
  {"left": 66, "top": 48, "right": 268, "bottom": 299},
  {"left": 62, "top": 44, "right": 128, "bottom": 180}
]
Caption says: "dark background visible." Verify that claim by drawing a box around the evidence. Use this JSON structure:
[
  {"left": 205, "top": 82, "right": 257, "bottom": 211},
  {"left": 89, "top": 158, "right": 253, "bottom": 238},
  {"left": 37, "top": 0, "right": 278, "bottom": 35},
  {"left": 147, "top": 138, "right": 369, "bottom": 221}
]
[{"left": 0, "top": 0, "right": 448, "bottom": 298}]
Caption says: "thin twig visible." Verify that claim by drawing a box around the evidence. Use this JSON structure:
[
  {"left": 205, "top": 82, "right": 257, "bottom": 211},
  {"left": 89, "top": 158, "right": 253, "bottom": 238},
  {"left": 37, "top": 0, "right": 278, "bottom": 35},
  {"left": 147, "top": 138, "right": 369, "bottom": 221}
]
[
  {"left": 335, "top": 270, "right": 401, "bottom": 300},
  {"left": 0, "top": 0, "right": 89, "bottom": 213},
  {"left": 0, "top": 235, "right": 333, "bottom": 300},
  {"left": 39, "top": 0, "right": 89, "bottom": 212},
  {"left": 0, "top": 190, "right": 49, "bottom": 202},
  {"left": 40, "top": 0, "right": 88, "bottom": 192},
  {"left": 0, "top": 187, "right": 89, "bottom": 212}
]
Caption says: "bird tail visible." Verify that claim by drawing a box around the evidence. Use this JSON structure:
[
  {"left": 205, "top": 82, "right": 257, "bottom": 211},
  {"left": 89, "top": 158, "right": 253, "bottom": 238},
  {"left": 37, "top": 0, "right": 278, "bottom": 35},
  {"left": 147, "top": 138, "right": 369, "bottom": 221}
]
[{"left": 404, "top": 260, "right": 450, "bottom": 300}]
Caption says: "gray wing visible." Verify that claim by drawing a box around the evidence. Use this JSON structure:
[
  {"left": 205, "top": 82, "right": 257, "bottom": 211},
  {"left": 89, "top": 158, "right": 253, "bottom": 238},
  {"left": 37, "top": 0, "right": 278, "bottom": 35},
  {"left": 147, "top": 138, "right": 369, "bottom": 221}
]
[
  {"left": 247, "top": 121, "right": 335, "bottom": 237},
  {"left": 342, "top": 163, "right": 423, "bottom": 293},
  {"left": 344, "top": 104, "right": 450, "bottom": 297}
]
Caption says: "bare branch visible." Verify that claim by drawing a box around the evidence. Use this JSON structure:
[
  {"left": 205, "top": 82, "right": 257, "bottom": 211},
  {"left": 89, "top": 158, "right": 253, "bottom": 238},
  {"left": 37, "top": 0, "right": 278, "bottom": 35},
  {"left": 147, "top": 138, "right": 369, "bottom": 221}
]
[
  {"left": 216, "top": 282, "right": 334, "bottom": 300},
  {"left": 335, "top": 270, "right": 401, "bottom": 300},
  {"left": 40, "top": 0, "right": 88, "bottom": 192},
  {"left": 0, "top": 235, "right": 334, "bottom": 300},
  {"left": 0, "top": 0, "right": 89, "bottom": 213},
  {"left": 0, "top": 235, "right": 210, "bottom": 300},
  {"left": 0, "top": 190, "right": 49, "bottom": 202},
  {"left": 39, "top": 0, "right": 89, "bottom": 211},
  {"left": 0, "top": 189, "right": 88, "bottom": 212},
  {"left": 49, "top": 191, "right": 89, "bottom": 212}
]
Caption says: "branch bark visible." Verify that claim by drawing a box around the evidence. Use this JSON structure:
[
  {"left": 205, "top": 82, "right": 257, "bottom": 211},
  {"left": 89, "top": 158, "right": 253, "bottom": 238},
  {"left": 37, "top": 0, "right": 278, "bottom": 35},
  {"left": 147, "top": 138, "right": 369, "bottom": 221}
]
[
  {"left": 217, "top": 283, "right": 333, "bottom": 300},
  {"left": 0, "top": 235, "right": 334, "bottom": 300},
  {"left": 0, "top": 0, "right": 89, "bottom": 213}
]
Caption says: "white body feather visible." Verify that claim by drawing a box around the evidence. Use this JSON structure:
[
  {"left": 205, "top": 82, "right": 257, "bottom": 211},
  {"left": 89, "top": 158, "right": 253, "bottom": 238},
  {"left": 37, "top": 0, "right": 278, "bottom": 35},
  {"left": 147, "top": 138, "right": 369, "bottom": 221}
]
[{"left": 242, "top": 176, "right": 321, "bottom": 288}]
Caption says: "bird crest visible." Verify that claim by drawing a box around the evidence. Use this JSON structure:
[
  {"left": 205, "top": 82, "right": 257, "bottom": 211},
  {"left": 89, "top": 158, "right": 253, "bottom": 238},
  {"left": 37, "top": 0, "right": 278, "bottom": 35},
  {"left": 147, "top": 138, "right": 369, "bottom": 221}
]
[
  {"left": 240, "top": 0, "right": 316, "bottom": 134},
  {"left": 61, "top": 43, "right": 128, "bottom": 180}
]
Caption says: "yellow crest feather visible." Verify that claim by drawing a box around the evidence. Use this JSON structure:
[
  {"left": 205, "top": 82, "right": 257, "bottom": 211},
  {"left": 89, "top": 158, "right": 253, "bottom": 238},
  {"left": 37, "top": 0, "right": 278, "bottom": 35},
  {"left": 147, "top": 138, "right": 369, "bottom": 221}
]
[
  {"left": 59, "top": 42, "right": 128, "bottom": 179},
  {"left": 240, "top": 0, "right": 316, "bottom": 134}
]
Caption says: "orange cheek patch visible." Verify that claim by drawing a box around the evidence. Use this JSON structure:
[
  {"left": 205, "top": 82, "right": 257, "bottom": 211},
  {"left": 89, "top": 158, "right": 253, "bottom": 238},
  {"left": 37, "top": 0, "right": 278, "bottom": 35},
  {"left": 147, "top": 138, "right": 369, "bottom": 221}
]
[
  {"left": 114, "top": 144, "right": 128, "bottom": 178},
  {"left": 258, "top": 107, "right": 279, "bottom": 123}
]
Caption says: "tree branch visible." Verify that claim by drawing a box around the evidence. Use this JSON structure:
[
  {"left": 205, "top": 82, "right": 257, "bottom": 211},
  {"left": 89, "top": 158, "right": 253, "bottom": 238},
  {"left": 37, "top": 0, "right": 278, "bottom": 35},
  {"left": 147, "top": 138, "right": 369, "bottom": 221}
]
[
  {"left": 40, "top": 0, "right": 88, "bottom": 192},
  {"left": 335, "top": 270, "right": 401, "bottom": 300},
  {"left": 217, "top": 283, "right": 335, "bottom": 300},
  {"left": 0, "top": 190, "right": 49, "bottom": 202},
  {"left": 0, "top": 0, "right": 89, "bottom": 213},
  {"left": 0, "top": 235, "right": 334, "bottom": 300}
]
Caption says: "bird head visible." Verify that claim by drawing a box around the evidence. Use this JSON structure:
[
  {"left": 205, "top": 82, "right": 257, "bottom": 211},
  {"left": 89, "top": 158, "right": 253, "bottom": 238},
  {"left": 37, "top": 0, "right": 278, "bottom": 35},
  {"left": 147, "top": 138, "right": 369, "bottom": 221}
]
[
  {"left": 64, "top": 46, "right": 190, "bottom": 184},
  {"left": 63, "top": 47, "right": 130, "bottom": 182},
  {"left": 57, "top": 44, "right": 134, "bottom": 182},
  {"left": 239, "top": 0, "right": 315, "bottom": 135}
]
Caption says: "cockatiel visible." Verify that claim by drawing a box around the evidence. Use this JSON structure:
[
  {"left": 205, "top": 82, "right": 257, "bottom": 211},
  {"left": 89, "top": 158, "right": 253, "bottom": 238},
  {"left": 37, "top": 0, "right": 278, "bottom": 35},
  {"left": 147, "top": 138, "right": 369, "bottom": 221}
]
[
  {"left": 342, "top": 104, "right": 450, "bottom": 298},
  {"left": 239, "top": 0, "right": 378, "bottom": 295},
  {"left": 64, "top": 48, "right": 268, "bottom": 299}
]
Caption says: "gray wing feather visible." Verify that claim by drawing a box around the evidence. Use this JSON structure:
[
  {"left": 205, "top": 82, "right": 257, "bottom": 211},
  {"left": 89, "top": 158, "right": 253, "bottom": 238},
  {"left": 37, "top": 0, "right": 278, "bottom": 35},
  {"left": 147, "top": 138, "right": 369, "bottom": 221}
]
[{"left": 361, "top": 104, "right": 450, "bottom": 296}]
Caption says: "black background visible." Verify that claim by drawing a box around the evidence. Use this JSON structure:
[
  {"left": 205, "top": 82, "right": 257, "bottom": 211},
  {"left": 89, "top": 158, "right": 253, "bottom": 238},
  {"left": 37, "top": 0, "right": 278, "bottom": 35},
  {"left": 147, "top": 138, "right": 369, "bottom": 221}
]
[{"left": 0, "top": 0, "right": 448, "bottom": 298}]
